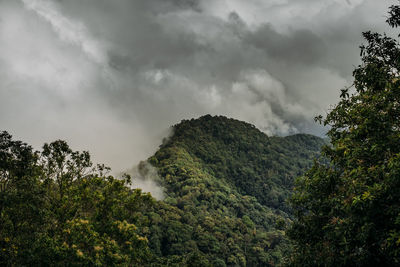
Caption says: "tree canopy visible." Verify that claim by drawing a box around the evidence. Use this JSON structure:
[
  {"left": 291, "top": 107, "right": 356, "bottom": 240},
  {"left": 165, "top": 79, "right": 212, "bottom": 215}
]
[
  {"left": 0, "top": 133, "right": 153, "bottom": 266},
  {"left": 289, "top": 3, "right": 400, "bottom": 266},
  {"left": 144, "top": 115, "right": 324, "bottom": 266},
  {"left": 0, "top": 115, "right": 325, "bottom": 266}
]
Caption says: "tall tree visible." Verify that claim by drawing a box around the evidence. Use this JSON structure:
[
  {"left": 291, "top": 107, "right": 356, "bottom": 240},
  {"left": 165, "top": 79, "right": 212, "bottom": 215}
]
[
  {"left": 0, "top": 133, "right": 153, "bottom": 266},
  {"left": 289, "top": 3, "right": 400, "bottom": 266},
  {"left": 0, "top": 131, "right": 46, "bottom": 265}
]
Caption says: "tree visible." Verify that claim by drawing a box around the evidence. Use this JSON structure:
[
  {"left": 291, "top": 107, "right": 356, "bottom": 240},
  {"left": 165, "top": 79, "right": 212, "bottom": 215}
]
[
  {"left": 37, "top": 140, "right": 154, "bottom": 266},
  {"left": 0, "top": 131, "right": 46, "bottom": 265},
  {"left": 289, "top": 3, "right": 400, "bottom": 266},
  {"left": 0, "top": 133, "right": 154, "bottom": 266}
]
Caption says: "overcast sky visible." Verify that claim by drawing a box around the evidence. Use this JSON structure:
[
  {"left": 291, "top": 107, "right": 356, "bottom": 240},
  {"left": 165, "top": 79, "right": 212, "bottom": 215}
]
[{"left": 0, "top": 0, "right": 397, "bottom": 172}]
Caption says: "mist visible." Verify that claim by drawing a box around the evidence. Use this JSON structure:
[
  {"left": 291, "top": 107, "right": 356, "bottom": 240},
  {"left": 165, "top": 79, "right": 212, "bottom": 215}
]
[{"left": 126, "top": 161, "right": 165, "bottom": 200}]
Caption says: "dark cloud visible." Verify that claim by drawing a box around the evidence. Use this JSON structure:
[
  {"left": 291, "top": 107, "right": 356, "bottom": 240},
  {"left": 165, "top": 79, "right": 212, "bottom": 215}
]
[
  {"left": 246, "top": 24, "right": 327, "bottom": 65},
  {"left": 0, "top": 0, "right": 397, "bottom": 174}
]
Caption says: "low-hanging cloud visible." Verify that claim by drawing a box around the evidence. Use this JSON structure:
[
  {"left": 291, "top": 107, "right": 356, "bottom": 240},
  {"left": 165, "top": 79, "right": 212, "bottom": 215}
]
[
  {"left": 0, "top": 0, "right": 397, "bottom": 175},
  {"left": 126, "top": 161, "right": 165, "bottom": 200}
]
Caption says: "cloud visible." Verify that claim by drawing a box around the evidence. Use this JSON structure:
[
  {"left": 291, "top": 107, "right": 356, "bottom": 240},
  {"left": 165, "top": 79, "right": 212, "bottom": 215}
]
[
  {"left": 21, "top": 0, "right": 108, "bottom": 65},
  {"left": 126, "top": 161, "right": 165, "bottom": 200},
  {"left": 0, "top": 0, "right": 397, "bottom": 175},
  {"left": 246, "top": 24, "right": 327, "bottom": 66}
]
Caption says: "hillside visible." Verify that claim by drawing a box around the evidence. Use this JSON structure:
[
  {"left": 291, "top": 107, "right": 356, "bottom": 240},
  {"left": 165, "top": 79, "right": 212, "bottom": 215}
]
[
  {"left": 138, "top": 115, "right": 325, "bottom": 266},
  {"left": 154, "top": 115, "right": 324, "bottom": 211},
  {"left": 0, "top": 116, "right": 325, "bottom": 266}
]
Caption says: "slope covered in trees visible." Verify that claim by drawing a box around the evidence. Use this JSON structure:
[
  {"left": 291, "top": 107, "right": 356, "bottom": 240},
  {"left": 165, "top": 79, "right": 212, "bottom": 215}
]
[
  {"left": 0, "top": 116, "right": 325, "bottom": 266},
  {"left": 141, "top": 115, "right": 325, "bottom": 265},
  {"left": 154, "top": 115, "right": 324, "bottom": 211}
]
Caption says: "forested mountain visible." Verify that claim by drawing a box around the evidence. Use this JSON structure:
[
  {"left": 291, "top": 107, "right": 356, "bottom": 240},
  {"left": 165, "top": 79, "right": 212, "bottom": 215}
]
[
  {"left": 142, "top": 115, "right": 325, "bottom": 266},
  {"left": 154, "top": 115, "right": 324, "bottom": 211},
  {"left": 0, "top": 115, "right": 325, "bottom": 266}
]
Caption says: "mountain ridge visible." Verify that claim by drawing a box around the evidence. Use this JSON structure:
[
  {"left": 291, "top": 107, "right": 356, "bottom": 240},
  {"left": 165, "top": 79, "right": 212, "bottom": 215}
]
[
  {"left": 136, "top": 115, "right": 326, "bottom": 265},
  {"left": 0, "top": 115, "right": 326, "bottom": 266},
  {"left": 150, "top": 115, "right": 324, "bottom": 211}
]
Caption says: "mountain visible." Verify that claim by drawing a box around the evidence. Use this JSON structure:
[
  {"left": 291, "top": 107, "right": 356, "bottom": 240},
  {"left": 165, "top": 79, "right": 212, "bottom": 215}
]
[
  {"left": 0, "top": 116, "right": 325, "bottom": 266},
  {"left": 137, "top": 115, "right": 325, "bottom": 266}
]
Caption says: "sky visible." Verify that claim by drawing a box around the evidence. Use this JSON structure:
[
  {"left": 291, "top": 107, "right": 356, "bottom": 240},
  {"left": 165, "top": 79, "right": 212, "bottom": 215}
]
[{"left": 0, "top": 0, "right": 398, "bottom": 173}]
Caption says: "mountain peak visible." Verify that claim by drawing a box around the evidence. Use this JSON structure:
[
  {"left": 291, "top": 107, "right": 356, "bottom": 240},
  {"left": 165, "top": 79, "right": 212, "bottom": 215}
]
[
  {"left": 152, "top": 115, "right": 325, "bottom": 210},
  {"left": 144, "top": 115, "right": 325, "bottom": 264}
]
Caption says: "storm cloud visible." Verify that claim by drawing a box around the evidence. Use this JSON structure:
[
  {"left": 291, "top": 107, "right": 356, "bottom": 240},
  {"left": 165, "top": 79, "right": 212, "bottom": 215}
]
[{"left": 0, "top": 0, "right": 397, "bottom": 173}]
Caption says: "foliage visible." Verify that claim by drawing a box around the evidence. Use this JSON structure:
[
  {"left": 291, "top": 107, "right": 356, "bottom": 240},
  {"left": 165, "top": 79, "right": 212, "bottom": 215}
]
[
  {"left": 159, "top": 115, "right": 324, "bottom": 211},
  {"left": 0, "top": 134, "right": 153, "bottom": 266},
  {"left": 289, "top": 4, "right": 400, "bottom": 266},
  {"left": 144, "top": 115, "right": 324, "bottom": 266},
  {"left": 0, "top": 115, "right": 324, "bottom": 266},
  {"left": 0, "top": 131, "right": 45, "bottom": 265}
]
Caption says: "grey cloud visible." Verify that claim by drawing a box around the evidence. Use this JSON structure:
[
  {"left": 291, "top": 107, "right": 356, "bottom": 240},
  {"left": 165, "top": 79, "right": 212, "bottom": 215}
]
[
  {"left": 246, "top": 24, "right": 327, "bottom": 66},
  {"left": 0, "top": 0, "right": 397, "bottom": 175}
]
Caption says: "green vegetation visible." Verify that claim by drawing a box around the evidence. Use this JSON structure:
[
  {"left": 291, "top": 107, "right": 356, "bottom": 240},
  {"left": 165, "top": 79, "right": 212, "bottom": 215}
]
[
  {"left": 0, "top": 133, "right": 153, "bottom": 266},
  {"left": 145, "top": 115, "right": 325, "bottom": 265},
  {"left": 156, "top": 115, "right": 324, "bottom": 212},
  {"left": 0, "top": 116, "right": 324, "bottom": 266},
  {"left": 288, "top": 3, "right": 400, "bottom": 266}
]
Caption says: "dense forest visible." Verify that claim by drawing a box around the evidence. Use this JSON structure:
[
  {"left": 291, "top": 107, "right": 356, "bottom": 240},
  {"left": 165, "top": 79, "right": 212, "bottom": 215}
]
[
  {"left": 288, "top": 3, "right": 400, "bottom": 266},
  {"left": 0, "top": 115, "right": 325, "bottom": 266},
  {"left": 2, "top": 2, "right": 400, "bottom": 267},
  {"left": 145, "top": 115, "right": 324, "bottom": 265}
]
